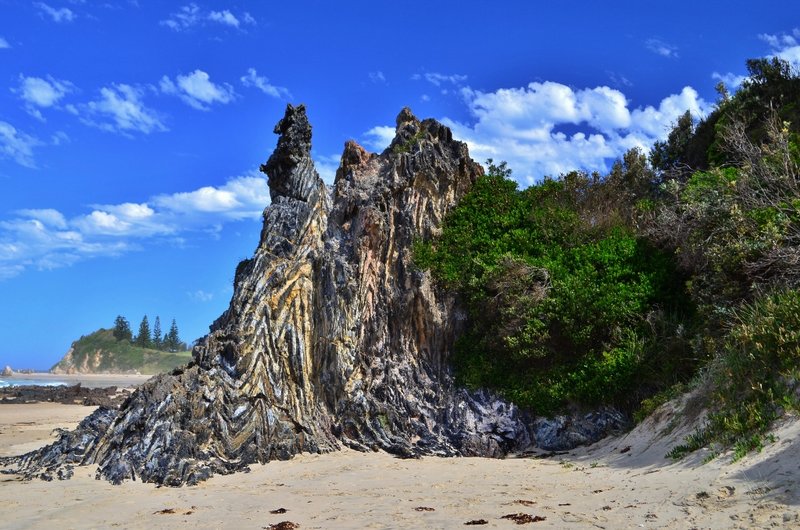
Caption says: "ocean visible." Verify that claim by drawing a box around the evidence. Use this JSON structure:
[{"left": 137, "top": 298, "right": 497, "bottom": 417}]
[{"left": 0, "top": 378, "right": 69, "bottom": 388}]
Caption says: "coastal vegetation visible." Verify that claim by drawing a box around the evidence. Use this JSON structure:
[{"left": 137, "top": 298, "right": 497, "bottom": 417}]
[
  {"left": 113, "top": 314, "right": 187, "bottom": 352},
  {"left": 51, "top": 315, "right": 191, "bottom": 374},
  {"left": 415, "top": 57, "right": 800, "bottom": 458}
]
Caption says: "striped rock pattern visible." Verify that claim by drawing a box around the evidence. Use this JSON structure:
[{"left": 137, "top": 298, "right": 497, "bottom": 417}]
[{"left": 4, "top": 105, "right": 623, "bottom": 486}]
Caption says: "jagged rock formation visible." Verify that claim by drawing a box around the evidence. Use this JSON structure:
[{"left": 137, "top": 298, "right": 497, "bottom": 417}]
[{"left": 2, "top": 105, "right": 624, "bottom": 486}]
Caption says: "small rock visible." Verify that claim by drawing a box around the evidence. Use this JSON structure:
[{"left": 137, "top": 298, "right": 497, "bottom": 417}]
[
  {"left": 264, "top": 523, "right": 299, "bottom": 530},
  {"left": 501, "top": 513, "right": 546, "bottom": 524}
]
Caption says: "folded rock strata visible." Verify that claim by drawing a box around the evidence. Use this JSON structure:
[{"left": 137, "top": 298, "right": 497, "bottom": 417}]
[{"left": 2, "top": 105, "right": 624, "bottom": 486}]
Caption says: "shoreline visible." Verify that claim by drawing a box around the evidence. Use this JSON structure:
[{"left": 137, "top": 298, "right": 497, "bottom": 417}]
[
  {"left": 0, "top": 372, "right": 154, "bottom": 389},
  {"left": 1, "top": 401, "right": 798, "bottom": 528}
]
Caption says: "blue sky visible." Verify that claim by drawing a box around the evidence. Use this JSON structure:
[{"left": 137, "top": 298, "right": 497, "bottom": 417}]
[{"left": 1, "top": 0, "right": 799, "bottom": 369}]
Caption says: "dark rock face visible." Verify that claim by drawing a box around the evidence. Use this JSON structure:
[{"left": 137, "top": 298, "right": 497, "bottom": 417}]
[
  {"left": 1, "top": 104, "right": 624, "bottom": 486},
  {"left": 0, "top": 384, "right": 130, "bottom": 408}
]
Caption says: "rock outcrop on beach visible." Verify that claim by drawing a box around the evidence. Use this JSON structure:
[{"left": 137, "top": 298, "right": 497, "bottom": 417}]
[
  {"left": 0, "top": 384, "right": 131, "bottom": 408},
  {"left": 3, "top": 105, "right": 624, "bottom": 485}
]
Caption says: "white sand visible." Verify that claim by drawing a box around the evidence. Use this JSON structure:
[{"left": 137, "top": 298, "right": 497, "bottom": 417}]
[{"left": 1, "top": 401, "right": 798, "bottom": 529}]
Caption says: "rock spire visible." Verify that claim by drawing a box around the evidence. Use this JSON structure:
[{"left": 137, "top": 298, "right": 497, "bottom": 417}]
[{"left": 2, "top": 105, "right": 623, "bottom": 485}]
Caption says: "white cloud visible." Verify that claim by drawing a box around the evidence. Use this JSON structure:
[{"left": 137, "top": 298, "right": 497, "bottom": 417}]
[
  {"left": 153, "top": 175, "right": 269, "bottom": 219},
  {"left": 15, "top": 209, "right": 67, "bottom": 229},
  {"left": 161, "top": 4, "right": 254, "bottom": 31},
  {"left": 313, "top": 153, "right": 342, "bottom": 185},
  {"left": 0, "top": 173, "right": 271, "bottom": 279},
  {"left": 759, "top": 28, "right": 800, "bottom": 69},
  {"left": 759, "top": 29, "right": 799, "bottom": 49},
  {"left": 606, "top": 71, "right": 632, "bottom": 88},
  {"left": 35, "top": 2, "right": 75, "bottom": 23},
  {"left": 0, "top": 121, "right": 40, "bottom": 168},
  {"left": 15, "top": 75, "right": 74, "bottom": 120},
  {"left": 362, "top": 125, "right": 395, "bottom": 151},
  {"left": 413, "top": 72, "right": 468, "bottom": 86},
  {"left": 426, "top": 81, "right": 711, "bottom": 185},
  {"left": 188, "top": 289, "right": 214, "bottom": 302},
  {"left": 161, "top": 70, "right": 235, "bottom": 110},
  {"left": 51, "top": 131, "right": 70, "bottom": 146},
  {"left": 645, "top": 38, "right": 678, "bottom": 58},
  {"left": 712, "top": 71, "right": 747, "bottom": 91},
  {"left": 240, "top": 68, "right": 290, "bottom": 99},
  {"left": 84, "top": 84, "right": 166, "bottom": 134},
  {"left": 369, "top": 71, "right": 386, "bottom": 84},
  {"left": 208, "top": 10, "right": 238, "bottom": 28},
  {"left": 160, "top": 3, "right": 200, "bottom": 30},
  {"left": 0, "top": 37, "right": 10, "bottom": 49}
]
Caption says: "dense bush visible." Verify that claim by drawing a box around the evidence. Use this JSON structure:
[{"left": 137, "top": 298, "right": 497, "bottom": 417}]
[
  {"left": 415, "top": 163, "right": 694, "bottom": 415},
  {"left": 668, "top": 289, "right": 800, "bottom": 460},
  {"left": 416, "top": 58, "right": 800, "bottom": 460}
]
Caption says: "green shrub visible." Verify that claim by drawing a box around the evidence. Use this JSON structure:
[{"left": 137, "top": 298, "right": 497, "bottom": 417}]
[
  {"left": 416, "top": 165, "right": 694, "bottom": 415},
  {"left": 668, "top": 289, "right": 800, "bottom": 460}
]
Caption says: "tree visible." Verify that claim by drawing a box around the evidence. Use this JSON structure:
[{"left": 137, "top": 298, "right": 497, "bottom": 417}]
[
  {"left": 165, "top": 319, "right": 181, "bottom": 352},
  {"left": 650, "top": 110, "right": 695, "bottom": 176},
  {"left": 152, "top": 316, "right": 162, "bottom": 351},
  {"left": 112, "top": 316, "right": 132, "bottom": 342},
  {"left": 135, "top": 315, "right": 151, "bottom": 348}
]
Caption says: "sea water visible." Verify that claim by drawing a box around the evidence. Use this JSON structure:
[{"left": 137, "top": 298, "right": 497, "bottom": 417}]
[{"left": 0, "top": 378, "right": 68, "bottom": 388}]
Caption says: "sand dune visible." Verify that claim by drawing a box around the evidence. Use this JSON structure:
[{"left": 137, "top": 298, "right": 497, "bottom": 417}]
[{"left": 1, "top": 400, "right": 798, "bottom": 529}]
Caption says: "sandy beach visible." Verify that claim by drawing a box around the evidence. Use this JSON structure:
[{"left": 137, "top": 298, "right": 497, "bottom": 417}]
[{"left": 1, "top": 392, "right": 798, "bottom": 529}]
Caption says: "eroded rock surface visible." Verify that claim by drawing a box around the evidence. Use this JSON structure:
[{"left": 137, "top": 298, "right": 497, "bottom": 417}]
[
  {"left": 2, "top": 105, "right": 623, "bottom": 485},
  {"left": 0, "top": 384, "right": 130, "bottom": 408}
]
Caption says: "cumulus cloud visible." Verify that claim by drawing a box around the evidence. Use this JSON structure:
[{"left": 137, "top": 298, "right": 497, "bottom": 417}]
[
  {"left": 83, "top": 84, "right": 166, "bottom": 134},
  {"left": 17, "top": 75, "right": 72, "bottom": 107},
  {"left": 15, "top": 209, "right": 67, "bottom": 229},
  {"left": 362, "top": 125, "right": 395, "bottom": 151},
  {"left": 208, "top": 10, "right": 239, "bottom": 27},
  {"left": 161, "top": 4, "right": 255, "bottom": 31},
  {"left": 0, "top": 121, "right": 41, "bottom": 168},
  {"left": 0, "top": 37, "right": 10, "bottom": 49},
  {"left": 759, "top": 28, "right": 800, "bottom": 49},
  {"left": 159, "top": 3, "right": 200, "bottom": 30},
  {"left": 240, "top": 68, "right": 291, "bottom": 99},
  {"left": 161, "top": 70, "right": 235, "bottom": 110},
  {"left": 15, "top": 75, "right": 74, "bottom": 121},
  {"left": 645, "top": 38, "right": 678, "bottom": 58},
  {"left": 0, "top": 173, "right": 271, "bottom": 279},
  {"left": 712, "top": 71, "right": 747, "bottom": 92},
  {"left": 424, "top": 81, "right": 712, "bottom": 184},
  {"left": 759, "top": 28, "right": 800, "bottom": 68},
  {"left": 35, "top": 2, "right": 75, "bottom": 23}
]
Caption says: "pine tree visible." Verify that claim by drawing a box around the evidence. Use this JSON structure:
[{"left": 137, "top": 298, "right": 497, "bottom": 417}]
[
  {"left": 152, "top": 316, "right": 162, "bottom": 351},
  {"left": 135, "top": 315, "right": 152, "bottom": 348},
  {"left": 112, "top": 315, "right": 132, "bottom": 342},
  {"left": 165, "top": 319, "right": 181, "bottom": 352}
]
